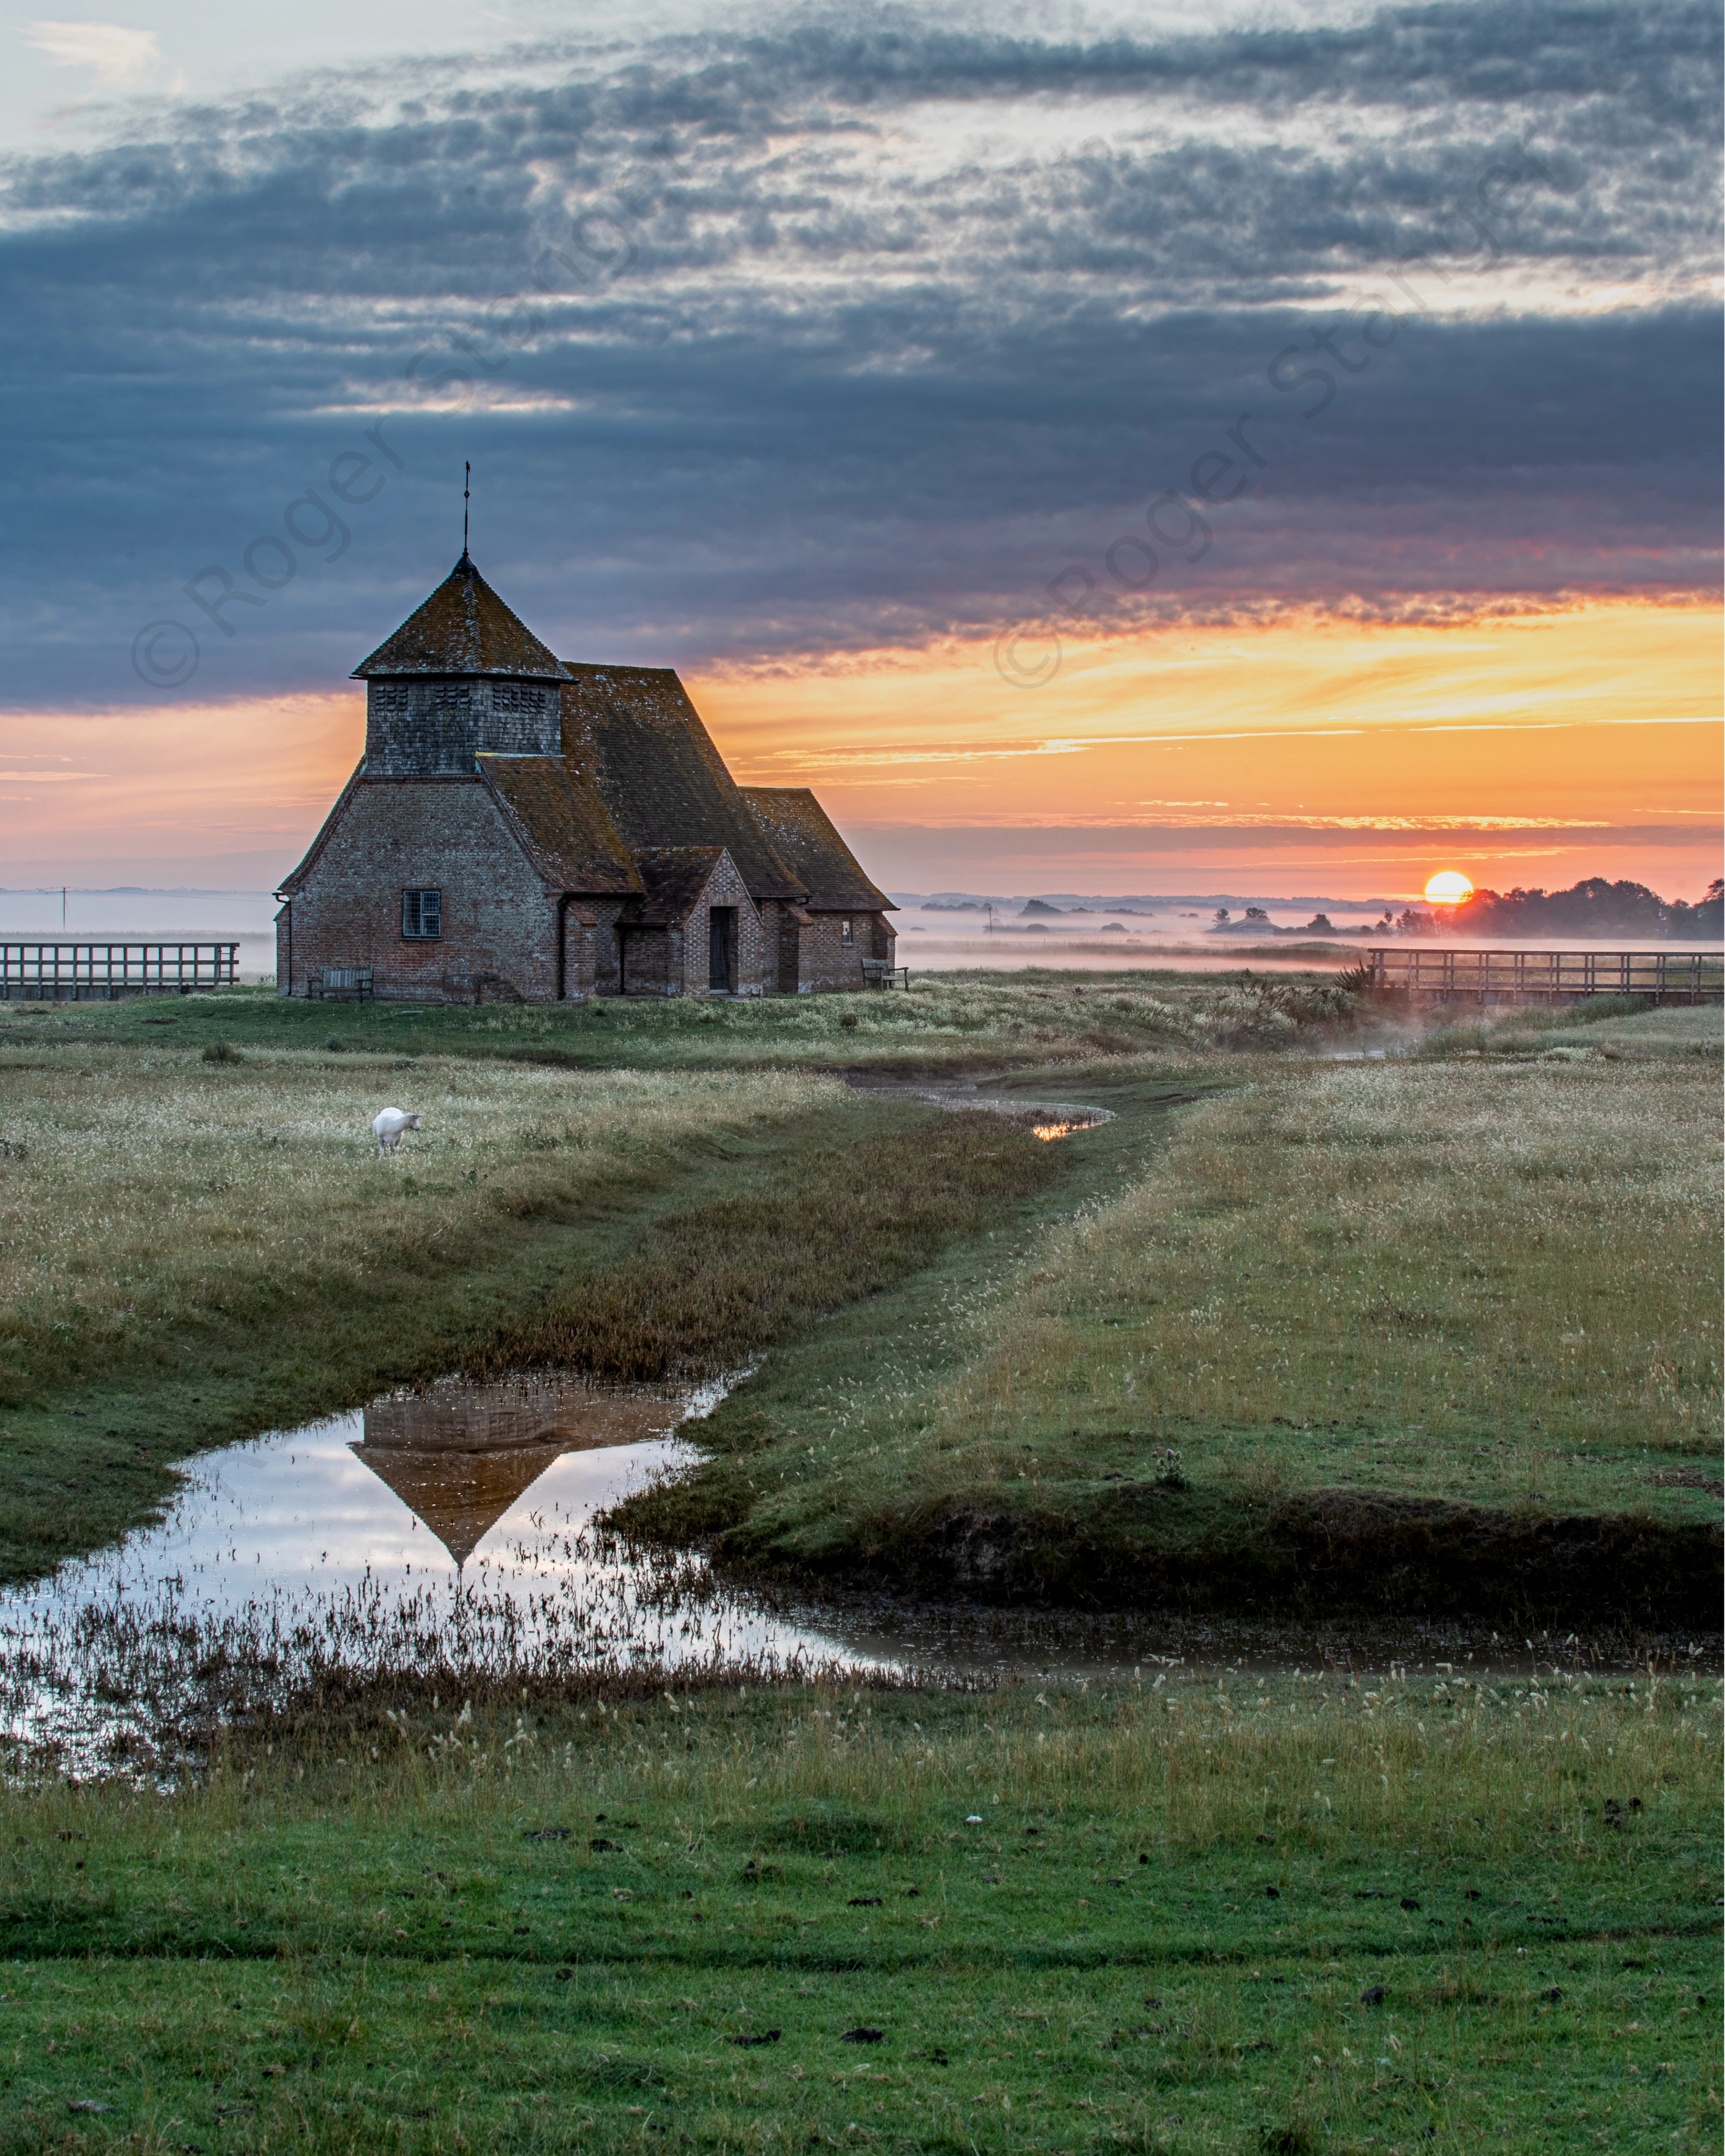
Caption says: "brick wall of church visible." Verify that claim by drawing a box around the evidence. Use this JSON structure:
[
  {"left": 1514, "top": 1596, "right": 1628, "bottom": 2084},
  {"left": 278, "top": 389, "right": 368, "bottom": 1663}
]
[
  {"left": 582, "top": 897, "right": 629, "bottom": 996},
  {"left": 617, "top": 857, "right": 764, "bottom": 996},
  {"left": 756, "top": 900, "right": 782, "bottom": 994},
  {"left": 278, "top": 767, "right": 878, "bottom": 1003},
  {"left": 681, "top": 855, "right": 763, "bottom": 997},
  {"left": 278, "top": 776, "right": 560, "bottom": 1003},
  {"left": 795, "top": 910, "right": 895, "bottom": 992}
]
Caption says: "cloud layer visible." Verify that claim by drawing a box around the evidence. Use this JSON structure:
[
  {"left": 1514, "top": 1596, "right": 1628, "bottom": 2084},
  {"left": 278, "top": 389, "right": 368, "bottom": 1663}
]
[{"left": 2, "top": 0, "right": 1718, "bottom": 710}]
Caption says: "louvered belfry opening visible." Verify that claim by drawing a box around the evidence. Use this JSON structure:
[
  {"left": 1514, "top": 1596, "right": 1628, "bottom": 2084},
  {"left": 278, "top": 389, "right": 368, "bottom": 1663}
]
[{"left": 353, "top": 551, "right": 570, "bottom": 774}]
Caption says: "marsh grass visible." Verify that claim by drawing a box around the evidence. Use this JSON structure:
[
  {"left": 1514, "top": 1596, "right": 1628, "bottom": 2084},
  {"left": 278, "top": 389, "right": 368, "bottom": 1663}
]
[
  {"left": 3, "top": 988, "right": 1717, "bottom": 1610},
  {"left": 1417, "top": 998, "right": 1722, "bottom": 1062},
  {"left": 0, "top": 1042, "right": 840, "bottom": 1400},
  {"left": 642, "top": 1054, "right": 1723, "bottom": 1603},
  {"left": 473, "top": 1116, "right": 1062, "bottom": 1383},
  {"left": 1, "top": 1672, "right": 1716, "bottom": 2151},
  {"left": 0, "top": 1030, "right": 1067, "bottom": 1585},
  {"left": 0, "top": 967, "right": 1370, "bottom": 1076},
  {"left": 932, "top": 1056, "right": 1721, "bottom": 1467},
  {"left": 0, "top": 1521, "right": 876, "bottom": 1783}
]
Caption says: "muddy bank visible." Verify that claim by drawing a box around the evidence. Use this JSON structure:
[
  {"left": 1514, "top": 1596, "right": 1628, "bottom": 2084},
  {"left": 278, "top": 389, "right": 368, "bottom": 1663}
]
[{"left": 700, "top": 1489, "right": 1723, "bottom": 1632}]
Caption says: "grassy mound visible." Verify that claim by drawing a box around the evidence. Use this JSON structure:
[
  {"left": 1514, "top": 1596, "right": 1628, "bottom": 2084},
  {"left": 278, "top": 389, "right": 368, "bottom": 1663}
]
[{"left": 621, "top": 1052, "right": 1722, "bottom": 1625}]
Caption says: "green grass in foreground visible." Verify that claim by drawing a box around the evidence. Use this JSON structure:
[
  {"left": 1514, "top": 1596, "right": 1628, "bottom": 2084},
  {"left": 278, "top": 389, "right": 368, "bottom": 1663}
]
[{"left": 1, "top": 1676, "right": 1717, "bottom": 2153}]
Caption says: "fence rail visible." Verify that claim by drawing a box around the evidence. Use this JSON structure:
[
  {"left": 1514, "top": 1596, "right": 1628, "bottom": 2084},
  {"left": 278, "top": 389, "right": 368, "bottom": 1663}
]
[
  {"left": 0, "top": 943, "right": 240, "bottom": 1001},
  {"left": 1365, "top": 947, "right": 1722, "bottom": 1005}
]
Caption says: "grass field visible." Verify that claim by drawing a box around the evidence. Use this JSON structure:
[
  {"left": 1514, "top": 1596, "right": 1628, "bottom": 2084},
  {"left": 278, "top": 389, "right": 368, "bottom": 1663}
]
[
  {"left": 1, "top": 1672, "right": 1717, "bottom": 2152},
  {"left": 0, "top": 984, "right": 1718, "bottom": 1617},
  {"left": 0, "top": 1043, "right": 837, "bottom": 1393},
  {"left": 0, "top": 977, "right": 1718, "bottom": 2149},
  {"left": 624, "top": 1018, "right": 1722, "bottom": 1622},
  {"left": 0, "top": 969, "right": 1363, "bottom": 1074},
  {"left": 0, "top": 1025, "right": 1066, "bottom": 1584}
]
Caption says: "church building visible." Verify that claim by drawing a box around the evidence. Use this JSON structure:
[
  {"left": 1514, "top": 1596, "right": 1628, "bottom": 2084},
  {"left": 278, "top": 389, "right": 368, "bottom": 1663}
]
[{"left": 275, "top": 552, "right": 895, "bottom": 1001}]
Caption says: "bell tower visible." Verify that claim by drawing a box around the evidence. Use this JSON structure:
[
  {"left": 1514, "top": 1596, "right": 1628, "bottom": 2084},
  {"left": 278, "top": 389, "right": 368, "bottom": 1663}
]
[{"left": 351, "top": 552, "right": 569, "bottom": 775}]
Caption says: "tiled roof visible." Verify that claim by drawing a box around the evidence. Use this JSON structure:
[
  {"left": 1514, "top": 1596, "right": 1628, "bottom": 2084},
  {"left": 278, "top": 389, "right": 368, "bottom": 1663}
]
[
  {"left": 350, "top": 1437, "right": 566, "bottom": 1568},
  {"left": 562, "top": 663, "right": 804, "bottom": 901},
  {"left": 623, "top": 846, "right": 731, "bottom": 925},
  {"left": 740, "top": 787, "right": 893, "bottom": 912},
  {"left": 478, "top": 755, "right": 642, "bottom": 894},
  {"left": 354, "top": 553, "right": 568, "bottom": 679}
]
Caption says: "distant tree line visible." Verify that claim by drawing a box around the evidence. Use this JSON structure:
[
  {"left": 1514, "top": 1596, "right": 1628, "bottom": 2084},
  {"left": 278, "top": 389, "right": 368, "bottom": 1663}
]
[{"left": 1396, "top": 876, "right": 1724, "bottom": 939}]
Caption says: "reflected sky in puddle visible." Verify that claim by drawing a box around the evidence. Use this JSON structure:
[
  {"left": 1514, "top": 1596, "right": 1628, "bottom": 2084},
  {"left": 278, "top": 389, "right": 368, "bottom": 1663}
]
[
  {"left": 0, "top": 1374, "right": 796, "bottom": 1770},
  {"left": 0, "top": 1372, "right": 1673, "bottom": 1772}
]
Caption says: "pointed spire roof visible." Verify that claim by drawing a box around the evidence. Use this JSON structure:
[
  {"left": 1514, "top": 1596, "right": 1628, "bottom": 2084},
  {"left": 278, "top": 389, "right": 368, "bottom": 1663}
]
[
  {"left": 345, "top": 1377, "right": 690, "bottom": 1567},
  {"left": 350, "top": 1437, "right": 565, "bottom": 1568},
  {"left": 353, "top": 552, "right": 569, "bottom": 680}
]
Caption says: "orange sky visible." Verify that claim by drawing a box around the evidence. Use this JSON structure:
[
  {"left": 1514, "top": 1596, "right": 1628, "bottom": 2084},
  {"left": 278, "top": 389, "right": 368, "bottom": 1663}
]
[{"left": 4, "top": 600, "right": 1719, "bottom": 901}]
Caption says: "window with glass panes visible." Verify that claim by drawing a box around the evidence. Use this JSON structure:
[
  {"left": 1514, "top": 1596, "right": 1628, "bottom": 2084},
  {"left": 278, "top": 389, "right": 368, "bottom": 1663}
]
[{"left": 402, "top": 889, "right": 442, "bottom": 939}]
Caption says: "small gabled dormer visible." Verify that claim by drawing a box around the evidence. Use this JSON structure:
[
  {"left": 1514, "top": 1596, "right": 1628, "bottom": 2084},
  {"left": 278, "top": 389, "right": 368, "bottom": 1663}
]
[{"left": 353, "top": 551, "right": 569, "bottom": 774}]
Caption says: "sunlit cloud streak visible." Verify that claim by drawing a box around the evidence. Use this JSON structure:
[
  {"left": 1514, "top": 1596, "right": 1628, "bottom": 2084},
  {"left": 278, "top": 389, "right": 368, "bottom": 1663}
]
[{"left": 20, "top": 20, "right": 161, "bottom": 88}]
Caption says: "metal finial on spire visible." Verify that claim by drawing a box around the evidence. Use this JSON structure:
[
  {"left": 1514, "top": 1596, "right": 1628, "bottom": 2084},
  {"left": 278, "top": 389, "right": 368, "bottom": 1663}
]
[{"left": 463, "top": 460, "right": 471, "bottom": 555}]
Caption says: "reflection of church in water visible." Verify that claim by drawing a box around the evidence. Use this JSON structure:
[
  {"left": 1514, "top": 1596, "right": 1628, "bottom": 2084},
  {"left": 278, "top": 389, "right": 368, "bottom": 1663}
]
[{"left": 349, "top": 1377, "right": 683, "bottom": 1567}]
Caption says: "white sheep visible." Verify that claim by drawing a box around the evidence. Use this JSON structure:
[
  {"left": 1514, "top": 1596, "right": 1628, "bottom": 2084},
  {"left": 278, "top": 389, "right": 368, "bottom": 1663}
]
[{"left": 373, "top": 1106, "right": 423, "bottom": 1157}]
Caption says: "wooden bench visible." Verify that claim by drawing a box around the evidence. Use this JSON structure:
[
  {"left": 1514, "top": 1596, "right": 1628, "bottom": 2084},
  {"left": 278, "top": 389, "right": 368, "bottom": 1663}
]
[
  {"left": 860, "top": 959, "right": 910, "bottom": 990},
  {"left": 314, "top": 965, "right": 374, "bottom": 1001}
]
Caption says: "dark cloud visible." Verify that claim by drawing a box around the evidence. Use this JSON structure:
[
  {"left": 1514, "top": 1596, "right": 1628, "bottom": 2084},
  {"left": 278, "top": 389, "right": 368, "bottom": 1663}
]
[{"left": 0, "top": 0, "right": 1716, "bottom": 707}]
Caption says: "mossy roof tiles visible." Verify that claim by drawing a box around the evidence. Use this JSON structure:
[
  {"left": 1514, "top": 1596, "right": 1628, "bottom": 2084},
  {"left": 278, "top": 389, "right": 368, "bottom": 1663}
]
[
  {"left": 562, "top": 663, "right": 804, "bottom": 901},
  {"left": 740, "top": 786, "right": 893, "bottom": 912},
  {"left": 623, "top": 846, "right": 732, "bottom": 925},
  {"left": 354, "top": 553, "right": 568, "bottom": 680},
  {"left": 478, "top": 755, "right": 643, "bottom": 894}
]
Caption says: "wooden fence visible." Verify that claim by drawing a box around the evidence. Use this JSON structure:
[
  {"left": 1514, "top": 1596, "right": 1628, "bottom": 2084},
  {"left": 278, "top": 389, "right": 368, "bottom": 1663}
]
[
  {"left": 1364, "top": 947, "right": 1721, "bottom": 1005},
  {"left": 0, "top": 943, "right": 241, "bottom": 1001}
]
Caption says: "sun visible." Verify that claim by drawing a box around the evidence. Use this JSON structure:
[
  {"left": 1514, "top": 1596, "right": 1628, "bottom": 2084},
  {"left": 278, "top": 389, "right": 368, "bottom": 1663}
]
[{"left": 1424, "top": 870, "right": 1475, "bottom": 906}]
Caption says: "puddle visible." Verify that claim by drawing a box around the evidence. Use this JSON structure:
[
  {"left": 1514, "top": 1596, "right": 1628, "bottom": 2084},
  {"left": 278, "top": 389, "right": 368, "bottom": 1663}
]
[
  {"left": 0, "top": 1371, "right": 1705, "bottom": 1775},
  {"left": 842, "top": 1072, "right": 1116, "bottom": 1138},
  {"left": 0, "top": 1374, "right": 759, "bottom": 1774}
]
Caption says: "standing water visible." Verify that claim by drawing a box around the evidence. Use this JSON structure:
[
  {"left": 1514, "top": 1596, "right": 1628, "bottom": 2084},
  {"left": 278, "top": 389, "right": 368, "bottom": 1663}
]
[
  {"left": 0, "top": 1373, "right": 807, "bottom": 1772},
  {"left": 0, "top": 1372, "right": 1682, "bottom": 1774}
]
